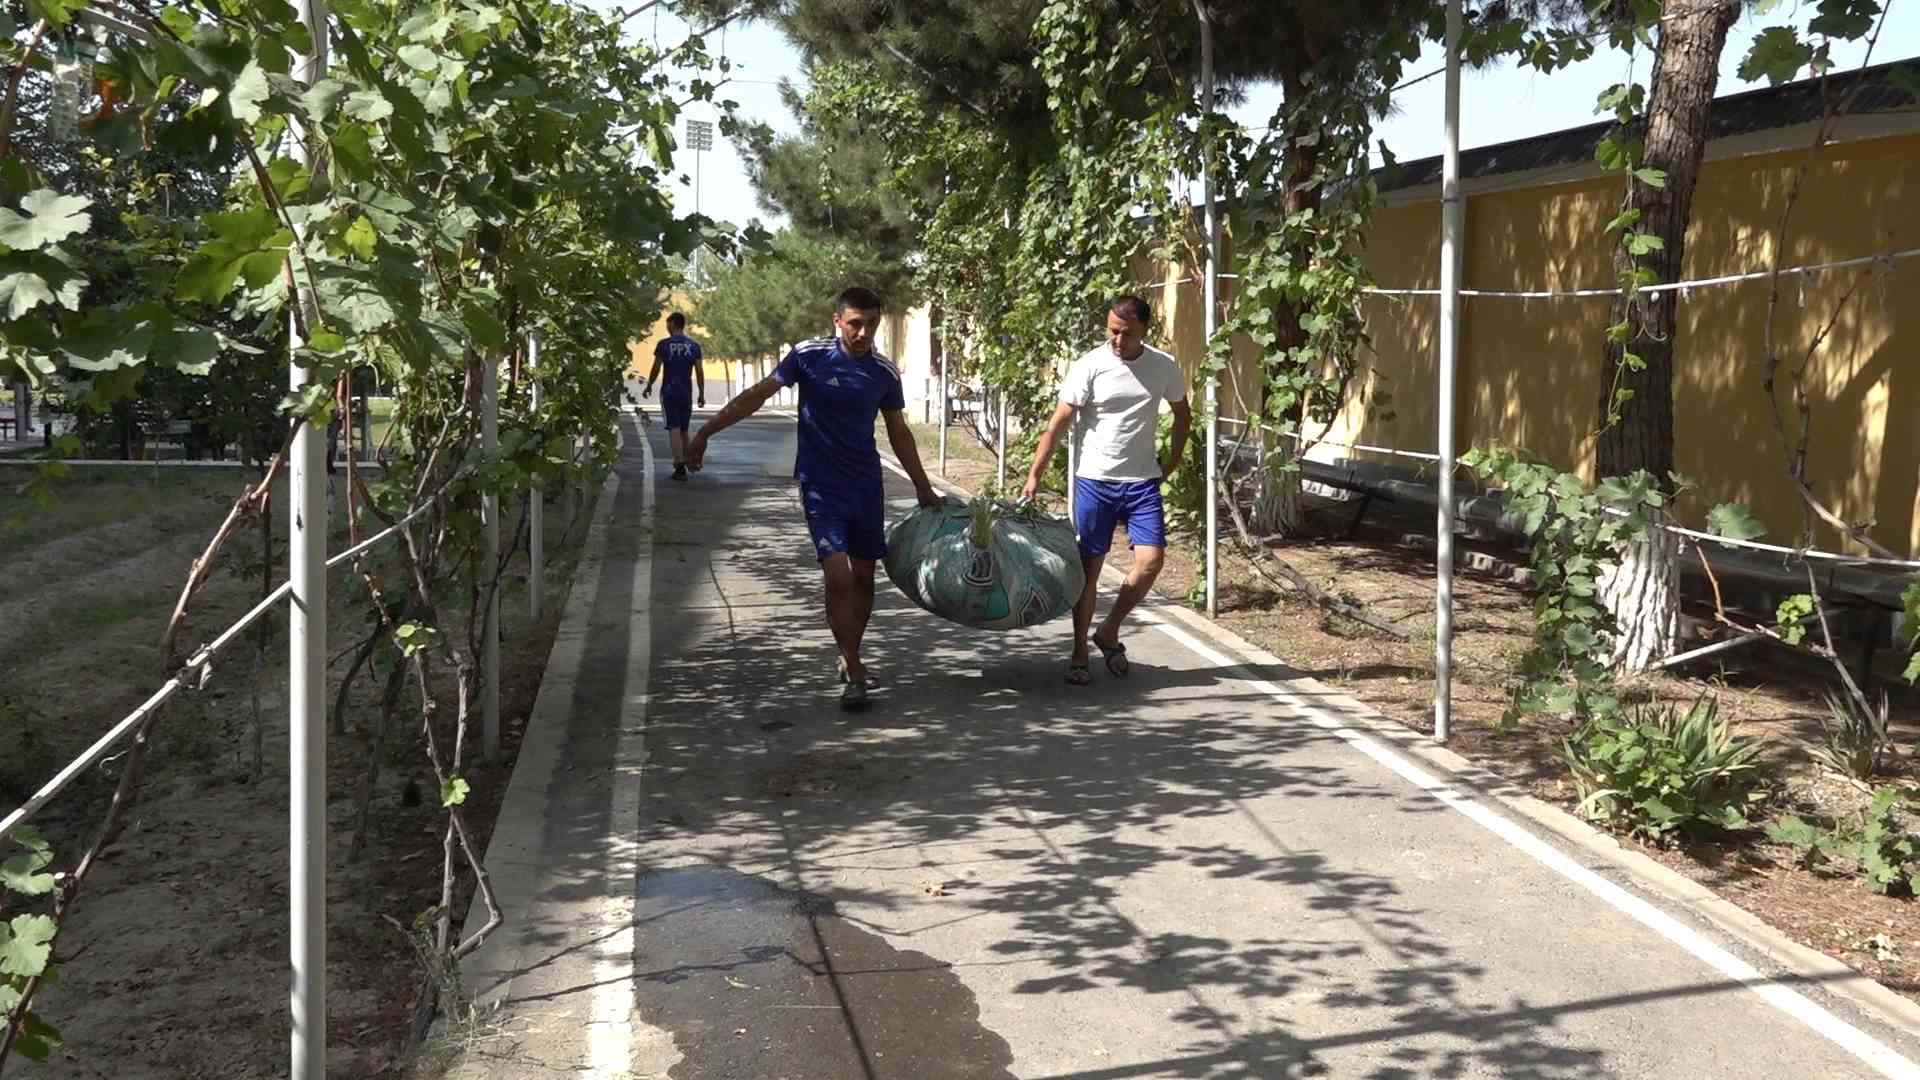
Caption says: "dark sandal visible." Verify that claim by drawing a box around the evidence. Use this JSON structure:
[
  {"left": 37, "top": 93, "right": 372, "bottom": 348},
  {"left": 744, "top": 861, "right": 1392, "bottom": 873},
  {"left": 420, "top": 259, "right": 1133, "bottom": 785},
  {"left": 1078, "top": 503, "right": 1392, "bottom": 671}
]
[
  {"left": 1094, "top": 637, "right": 1129, "bottom": 677},
  {"left": 1065, "top": 664, "right": 1092, "bottom": 686},
  {"left": 839, "top": 679, "right": 869, "bottom": 711}
]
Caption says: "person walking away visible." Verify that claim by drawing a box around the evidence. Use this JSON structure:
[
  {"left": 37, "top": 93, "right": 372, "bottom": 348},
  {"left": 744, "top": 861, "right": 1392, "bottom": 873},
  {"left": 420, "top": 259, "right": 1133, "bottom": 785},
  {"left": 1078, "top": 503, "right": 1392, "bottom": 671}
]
[
  {"left": 687, "top": 286, "right": 942, "bottom": 711},
  {"left": 642, "top": 312, "right": 706, "bottom": 481},
  {"left": 1022, "top": 296, "right": 1190, "bottom": 685}
]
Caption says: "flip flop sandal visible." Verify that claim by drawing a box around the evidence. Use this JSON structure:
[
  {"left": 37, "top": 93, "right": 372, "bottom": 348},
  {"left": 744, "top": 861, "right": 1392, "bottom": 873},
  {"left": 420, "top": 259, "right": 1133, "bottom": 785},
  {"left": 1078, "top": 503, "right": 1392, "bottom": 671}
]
[
  {"left": 1094, "top": 638, "right": 1130, "bottom": 677},
  {"left": 837, "top": 663, "right": 880, "bottom": 689},
  {"left": 1065, "top": 663, "right": 1092, "bottom": 686}
]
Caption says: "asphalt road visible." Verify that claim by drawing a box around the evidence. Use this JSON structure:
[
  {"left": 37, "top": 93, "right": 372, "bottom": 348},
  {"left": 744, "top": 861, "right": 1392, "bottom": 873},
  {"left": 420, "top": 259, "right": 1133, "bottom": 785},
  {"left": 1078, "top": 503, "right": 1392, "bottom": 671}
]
[{"left": 454, "top": 402, "right": 1920, "bottom": 1080}]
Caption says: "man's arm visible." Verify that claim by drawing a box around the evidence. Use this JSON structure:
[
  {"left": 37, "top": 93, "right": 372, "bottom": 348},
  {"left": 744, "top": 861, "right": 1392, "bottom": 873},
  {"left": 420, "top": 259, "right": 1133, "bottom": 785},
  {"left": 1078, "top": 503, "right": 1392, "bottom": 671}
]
[
  {"left": 882, "top": 409, "right": 944, "bottom": 507},
  {"left": 686, "top": 375, "right": 782, "bottom": 471},
  {"left": 1162, "top": 398, "right": 1193, "bottom": 480},
  {"left": 1021, "top": 402, "right": 1077, "bottom": 500},
  {"left": 694, "top": 355, "right": 706, "bottom": 404},
  {"left": 641, "top": 356, "right": 663, "bottom": 396}
]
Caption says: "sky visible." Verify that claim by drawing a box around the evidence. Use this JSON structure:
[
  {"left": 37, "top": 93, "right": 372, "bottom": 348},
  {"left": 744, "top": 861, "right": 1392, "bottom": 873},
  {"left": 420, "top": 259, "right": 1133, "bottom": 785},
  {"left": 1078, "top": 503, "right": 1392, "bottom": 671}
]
[{"left": 595, "top": 3, "right": 1920, "bottom": 231}]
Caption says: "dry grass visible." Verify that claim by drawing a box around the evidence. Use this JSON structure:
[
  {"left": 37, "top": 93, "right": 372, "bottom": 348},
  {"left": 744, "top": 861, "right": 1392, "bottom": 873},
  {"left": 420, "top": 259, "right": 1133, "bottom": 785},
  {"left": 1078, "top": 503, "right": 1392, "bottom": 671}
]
[{"left": 2, "top": 466, "right": 597, "bottom": 1078}]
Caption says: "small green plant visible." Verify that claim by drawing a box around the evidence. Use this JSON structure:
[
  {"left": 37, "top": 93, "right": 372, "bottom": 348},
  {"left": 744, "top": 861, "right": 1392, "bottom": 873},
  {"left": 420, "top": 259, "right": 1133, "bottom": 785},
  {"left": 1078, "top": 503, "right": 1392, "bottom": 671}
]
[
  {"left": 1810, "top": 689, "right": 1892, "bottom": 782},
  {"left": 1458, "top": 447, "right": 1676, "bottom": 727},
  {"left": 1, "top": 826, "right": 63, "bottom": 1063},
  {"left": 1560, "top": 694, "right": 1772, "bottom": 845},
  {"left": 1768, "top": 786, "right": 1920, "bottom": 896}
]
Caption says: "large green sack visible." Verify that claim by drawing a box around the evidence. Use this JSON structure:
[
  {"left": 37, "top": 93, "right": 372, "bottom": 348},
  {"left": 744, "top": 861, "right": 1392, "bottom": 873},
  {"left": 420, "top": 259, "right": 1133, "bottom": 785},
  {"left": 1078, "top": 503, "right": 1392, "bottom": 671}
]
[{"left": 884, "top": 497, "right": 1085, "bottom": 630}]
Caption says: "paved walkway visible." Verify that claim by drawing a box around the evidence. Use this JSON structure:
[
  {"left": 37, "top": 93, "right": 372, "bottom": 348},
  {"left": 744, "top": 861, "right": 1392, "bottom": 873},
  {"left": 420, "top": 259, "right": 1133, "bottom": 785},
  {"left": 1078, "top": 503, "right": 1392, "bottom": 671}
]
[{"left": 455, "top": 403, "right": 1920, "bottom": 1080}]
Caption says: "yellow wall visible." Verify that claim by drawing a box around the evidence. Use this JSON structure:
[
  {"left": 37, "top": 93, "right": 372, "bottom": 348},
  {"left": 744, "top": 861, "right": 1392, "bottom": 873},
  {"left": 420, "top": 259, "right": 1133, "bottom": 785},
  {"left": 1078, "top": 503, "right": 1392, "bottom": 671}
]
[
  {"left": 1178, "top": 131, "right": 1919, "bottom": 557},
  {"left": 882, "top": 130, "right": 1917, "bottom": 555},
  {"left": 626, "top": 292, "right": 743, "bottom": 383}
]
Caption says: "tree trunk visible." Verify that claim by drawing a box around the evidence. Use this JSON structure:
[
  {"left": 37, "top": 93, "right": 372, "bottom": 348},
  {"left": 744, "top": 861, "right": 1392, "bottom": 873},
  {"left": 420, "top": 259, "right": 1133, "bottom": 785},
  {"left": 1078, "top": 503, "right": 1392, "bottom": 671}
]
[
  {"left": 1594, "top": 2, "right": 1736, "bottom": 671},
  {"left": 1251, "top": 65, "right": 1319, "bottom": 538},
  {"left": 1600, "top": 509, "right": 1681, "bottom": 670}
]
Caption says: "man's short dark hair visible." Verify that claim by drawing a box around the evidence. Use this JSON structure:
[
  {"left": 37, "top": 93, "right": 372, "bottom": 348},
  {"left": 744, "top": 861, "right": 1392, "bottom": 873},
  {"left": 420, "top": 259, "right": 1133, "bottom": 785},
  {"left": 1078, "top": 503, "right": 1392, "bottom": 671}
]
[
  {"left": 666, "top": 312, "right": 686, "bottom": 331},
  {"left": 835, "top": 286, "right": 886, "bottom": 315},
  {"left": 1109, "top": 295, "right": 1152, "bottom": 327}
]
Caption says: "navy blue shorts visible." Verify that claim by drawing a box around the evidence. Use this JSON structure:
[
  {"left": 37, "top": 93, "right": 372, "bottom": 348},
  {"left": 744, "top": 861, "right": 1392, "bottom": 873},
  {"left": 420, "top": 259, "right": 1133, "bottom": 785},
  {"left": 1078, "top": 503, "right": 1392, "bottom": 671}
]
[
  {"left": 801, "top": 484, "right": 886, "bottom": 563},
  {"left": 661, "top": 395, "right": 693, "bottom": 431},
  {"left": 1073, "top": 477, "right": 1166, "bottom": 559}
]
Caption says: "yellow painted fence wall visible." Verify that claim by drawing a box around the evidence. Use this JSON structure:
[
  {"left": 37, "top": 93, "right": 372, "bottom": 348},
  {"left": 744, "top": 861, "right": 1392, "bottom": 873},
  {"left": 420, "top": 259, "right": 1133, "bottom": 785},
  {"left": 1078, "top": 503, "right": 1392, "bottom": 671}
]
[{"left": 1148, "top": 130, "right": 1919, "bottom": 557}]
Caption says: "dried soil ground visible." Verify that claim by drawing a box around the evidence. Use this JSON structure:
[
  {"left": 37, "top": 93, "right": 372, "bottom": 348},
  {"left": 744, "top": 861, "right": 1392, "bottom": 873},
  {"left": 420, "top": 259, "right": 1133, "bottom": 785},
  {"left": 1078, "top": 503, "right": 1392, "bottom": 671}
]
[
  {"left": 2, "top": 467, "right": 594, "bottom": 1078},
  {"left": 903, "top": 419, "right": 1920, "bottom": 1003}
]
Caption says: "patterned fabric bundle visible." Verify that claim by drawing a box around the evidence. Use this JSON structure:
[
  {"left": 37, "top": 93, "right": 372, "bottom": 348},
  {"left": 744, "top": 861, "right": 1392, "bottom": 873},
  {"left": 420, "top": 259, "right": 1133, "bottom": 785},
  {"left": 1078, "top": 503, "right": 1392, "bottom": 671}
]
[{"left": 884, "top": 497, "right": 1085, "bottom": 630}]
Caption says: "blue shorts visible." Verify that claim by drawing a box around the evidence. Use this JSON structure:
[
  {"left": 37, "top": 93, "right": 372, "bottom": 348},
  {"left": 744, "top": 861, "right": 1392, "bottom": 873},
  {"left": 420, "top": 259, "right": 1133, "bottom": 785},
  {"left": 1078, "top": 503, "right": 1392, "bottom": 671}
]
[
  {"left": 661, "top": 395, "right": 693, "bottom": 431},
  {"left": 800, "top": 484, "right": 886, "bottom": 563},
  {"left": 1073, "top": 477, "right": 1165, "bottom": 559}
]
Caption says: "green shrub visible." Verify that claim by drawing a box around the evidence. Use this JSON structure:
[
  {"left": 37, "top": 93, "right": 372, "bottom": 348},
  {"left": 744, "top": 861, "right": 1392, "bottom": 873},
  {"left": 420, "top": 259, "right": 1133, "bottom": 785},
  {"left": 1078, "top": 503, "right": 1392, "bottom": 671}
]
[
  {"left": 1809, "top": 689, "right": 1891, "bottom": 782},
  {"left": 1768, "top": 786, "right": 1920, "bottom": 896},
  {"left": 1157, "top": 411, "right": 1206, "bottom": 534},
  {"left": 1560, "top": 694, "right": 1771, "bottom": 844}
]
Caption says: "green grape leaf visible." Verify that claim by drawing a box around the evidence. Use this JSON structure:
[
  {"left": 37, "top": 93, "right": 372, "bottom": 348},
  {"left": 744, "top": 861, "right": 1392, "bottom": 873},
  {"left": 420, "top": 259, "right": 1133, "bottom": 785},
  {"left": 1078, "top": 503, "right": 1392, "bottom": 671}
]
[
  {"left": 0, "top": 913, "right": 57, "bottom": 977},
  {"left": 0, "top": 190, "right": 93, "bottom": 251},
  {"left": 228, "top": 60, "right": 271, "bottom": 123},
  {"left": 1706, "top": 503, "right": 1766, "bottom": 544},
  {"left": 345, "top": 91, "right": 395, "bottom": 123}
]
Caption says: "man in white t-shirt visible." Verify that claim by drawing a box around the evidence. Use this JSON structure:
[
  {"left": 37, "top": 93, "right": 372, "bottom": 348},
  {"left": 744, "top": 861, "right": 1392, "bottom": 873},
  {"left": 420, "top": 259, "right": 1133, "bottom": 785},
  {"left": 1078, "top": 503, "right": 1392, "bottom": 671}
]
[{"left": 1022, "top": 296, "right": 1191, "bottom": 685}]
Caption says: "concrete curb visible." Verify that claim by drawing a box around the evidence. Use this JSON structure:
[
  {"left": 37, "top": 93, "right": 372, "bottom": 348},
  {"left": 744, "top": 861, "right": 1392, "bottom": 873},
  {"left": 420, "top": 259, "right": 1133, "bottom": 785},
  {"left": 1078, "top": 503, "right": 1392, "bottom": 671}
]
[
  {"left": 452, "top": 413, "right": 647, "bottom": 1028},
  {"left": 893, "top": 454, "right": 1920, "bottom": 1043}
]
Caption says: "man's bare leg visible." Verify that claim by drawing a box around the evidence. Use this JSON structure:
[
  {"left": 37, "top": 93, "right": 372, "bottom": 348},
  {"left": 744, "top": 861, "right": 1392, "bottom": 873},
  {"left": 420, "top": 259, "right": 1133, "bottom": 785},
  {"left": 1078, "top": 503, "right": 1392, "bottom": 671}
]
[
  {"left": 669, "top": 427, "right": 688, "bottom": 466},
  {"left": 1093, "top": 545, "right": 1165, "bottom": 656},
  {"left": 822, "top": 554, "right": 876, "bottom": 684},
  {"left": 1072, "top": 555, "right": 1106, "bottom": 673}
]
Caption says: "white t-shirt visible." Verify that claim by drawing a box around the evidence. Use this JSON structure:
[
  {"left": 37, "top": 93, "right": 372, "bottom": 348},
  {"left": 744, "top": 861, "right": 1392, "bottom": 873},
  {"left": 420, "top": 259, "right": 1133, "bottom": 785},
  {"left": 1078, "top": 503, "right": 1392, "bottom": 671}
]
[{"left": 1061, "top": 343, "right": 1188, "bottom": 482}]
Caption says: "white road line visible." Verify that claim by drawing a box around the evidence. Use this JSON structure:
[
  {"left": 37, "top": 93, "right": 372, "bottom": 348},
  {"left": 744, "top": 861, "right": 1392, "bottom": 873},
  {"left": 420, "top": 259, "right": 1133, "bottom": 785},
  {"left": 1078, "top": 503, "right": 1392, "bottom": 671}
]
[
  {"left": 879, "top": 452, "right": 1920, "bottom": 1076},
  {"left": 586, "top": 413, "right": 654, "bottom": 1077},
  {"left": 1146, "top": 618, "right": 1920, "bottom": 1080}
]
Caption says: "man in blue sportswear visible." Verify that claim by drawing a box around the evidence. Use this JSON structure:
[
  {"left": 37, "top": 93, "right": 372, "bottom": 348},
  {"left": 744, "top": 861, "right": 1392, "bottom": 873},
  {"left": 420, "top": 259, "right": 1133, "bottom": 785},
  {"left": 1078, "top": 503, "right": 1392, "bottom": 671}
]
[
  {"left": 641, "top": 311, "right": 706, "bottom": 482},
  {"left": 1022, "top": 296, "right": 1191, "bottom": 686},
  {"left": 687, "top": 286, "right": 942, "bottom": 711}
]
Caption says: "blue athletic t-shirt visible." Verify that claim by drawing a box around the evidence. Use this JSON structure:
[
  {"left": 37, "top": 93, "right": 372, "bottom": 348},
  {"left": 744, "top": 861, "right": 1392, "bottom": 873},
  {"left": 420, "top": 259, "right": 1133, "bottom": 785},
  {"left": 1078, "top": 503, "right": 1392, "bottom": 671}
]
[
  {"left": 773, "top": 336, "right": 906, "bottom": 494},
  {"left": 652, "top": 333, "right": 702, "bottom": 399}
]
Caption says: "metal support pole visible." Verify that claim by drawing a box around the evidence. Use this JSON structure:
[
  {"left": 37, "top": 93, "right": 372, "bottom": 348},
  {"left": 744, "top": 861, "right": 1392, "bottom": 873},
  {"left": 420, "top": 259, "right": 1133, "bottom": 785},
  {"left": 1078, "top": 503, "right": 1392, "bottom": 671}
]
[
  {"left": 528, "top": 331, "right": 544, "bottom": 623},
  {"left": 482, "top": 355, "right": 500, "bottom": 764},
  {"left": 1434, "top": 0, "right": 1464, "bottom": 744},
  {"left": 289, "top": 1, "right": 328, "bottom": 1075},
  {"left": 1649, "top": 632, "right": 1763, "bottom": 671},
  {"left": 938, "top": 343, "right": 948, "bottom": 477},
  {"left": 1197, "top": 1, "right": 1220, "bottom": 618}
]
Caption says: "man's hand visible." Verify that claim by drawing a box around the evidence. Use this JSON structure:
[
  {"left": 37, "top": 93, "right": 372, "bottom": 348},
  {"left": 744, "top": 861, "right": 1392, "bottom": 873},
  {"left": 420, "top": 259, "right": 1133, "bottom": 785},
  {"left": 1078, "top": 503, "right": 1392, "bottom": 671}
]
[
  {"left": 686, "top": 431, "right": 709, "bottom": 471},
  {"left": 697, "top": 394, "right": 706, "bottom": 408},
  {"left": 640, "top": 383, "right": 652, "bottom": 399},
  {"left": 916, "top": 483, "right": 943, "bottom": 508},
  {"left": 1020, "top": 475, "right": 1041, "bottom": 502}
]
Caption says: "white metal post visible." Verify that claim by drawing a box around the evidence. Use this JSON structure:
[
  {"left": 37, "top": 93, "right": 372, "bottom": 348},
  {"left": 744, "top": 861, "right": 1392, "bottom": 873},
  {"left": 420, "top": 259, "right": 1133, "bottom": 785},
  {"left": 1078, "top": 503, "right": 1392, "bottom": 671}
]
[
  {"left": 1435, "top": 0, "right": 1464, "bottom": 743},
  {"left": 482, "top": 355, "right": 500, "bottom": 764},
  {"left": 528, "top": 331, "right": 544, "bottom": 623},
  {"left": 938, "top": 342, "right": 948, "bottom": 477},
  {"left": 1197, "top": 1, "right": 1220, "bottom": 618},
  {"left": 289, "top": 0, "right": 328, "bottom": 1075}
]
